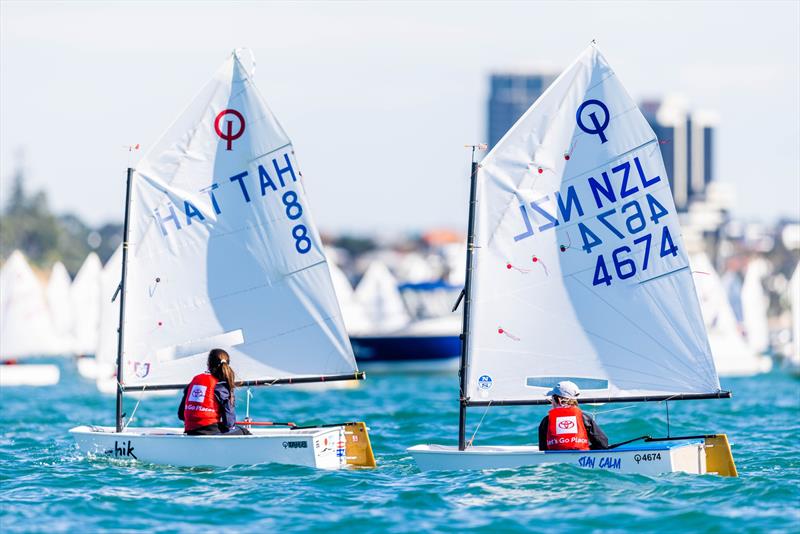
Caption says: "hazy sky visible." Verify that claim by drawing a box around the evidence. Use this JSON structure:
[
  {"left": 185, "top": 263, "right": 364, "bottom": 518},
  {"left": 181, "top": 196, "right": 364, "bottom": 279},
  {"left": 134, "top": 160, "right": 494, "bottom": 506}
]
[{"left": 1, "top": 1, "right": 798, "bottom": 234}]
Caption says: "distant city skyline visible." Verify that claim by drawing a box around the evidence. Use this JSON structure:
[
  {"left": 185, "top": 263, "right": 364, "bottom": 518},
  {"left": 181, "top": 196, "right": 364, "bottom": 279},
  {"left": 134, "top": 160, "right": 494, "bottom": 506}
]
[{"left": 1, "top": 2, "right": 798, "bottom": 233}]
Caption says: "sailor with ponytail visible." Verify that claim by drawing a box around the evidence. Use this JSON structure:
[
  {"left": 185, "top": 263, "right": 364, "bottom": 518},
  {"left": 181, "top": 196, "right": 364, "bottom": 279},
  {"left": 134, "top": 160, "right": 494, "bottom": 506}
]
[{"left": 178, "top": 348, "right": 251, "bottom": 435}]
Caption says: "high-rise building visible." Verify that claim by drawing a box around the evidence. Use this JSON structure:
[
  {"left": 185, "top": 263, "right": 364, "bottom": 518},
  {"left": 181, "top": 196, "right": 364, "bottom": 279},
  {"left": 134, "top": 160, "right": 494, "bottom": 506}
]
[
  {"left": 640, "top": 97, "right": 717, "bottom": 212},
  {"left": 485, "top": 74, "right": 717, "bottom": 213},
  {"left": 487, "top": 71, "right": 556, "bottom": 149}
]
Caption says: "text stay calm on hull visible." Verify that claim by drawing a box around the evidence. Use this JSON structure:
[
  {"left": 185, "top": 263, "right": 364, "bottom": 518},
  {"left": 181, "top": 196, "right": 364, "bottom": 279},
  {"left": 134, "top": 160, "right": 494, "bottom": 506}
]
[{"left": 408, "top": 43, "right": 737, "bottom": 476}]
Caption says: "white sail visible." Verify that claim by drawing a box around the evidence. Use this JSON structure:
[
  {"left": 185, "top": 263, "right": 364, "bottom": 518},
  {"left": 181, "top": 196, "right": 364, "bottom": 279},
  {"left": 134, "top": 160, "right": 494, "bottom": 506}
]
[
  {"left": 397, "top": 253, "right": 438, "bottom": 283},
  {"left": 70, "top": 253, "right": 102, "bottom": 355},
  {"left": 466, "top": 45, "right": 720, "bottom": 402},
  {"left": 46, "top": 261, "right": 75, "bottom": 351},
  {"left": 789, "top": 262, "right": 800, "bottom": 367},
  {"left": 94, "top": 246, "right": 122, "bottom": 381},
  {"left": 741, "top": 257, "right": 770, "bottom": 353},
  {"left": 0, "top": 251, "right": 60, "bottom": 357},
  {"left": 354, "top": 261, "right": 410, "bottom": 333},
  {"left": 121, "top": 51, "right": 357, "bottom": 387},
  {"left": 690, "top": 253, "right": 770, "bottom": 376},
  {"left": 329, "top": 262, "right": 372, "bottom": 334}
]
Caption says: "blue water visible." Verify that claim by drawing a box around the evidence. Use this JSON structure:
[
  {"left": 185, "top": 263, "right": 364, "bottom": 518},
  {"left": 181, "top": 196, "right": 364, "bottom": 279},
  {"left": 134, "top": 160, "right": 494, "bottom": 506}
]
[{"left": 1, "top": 363, "right": 799, "bottom": 532}]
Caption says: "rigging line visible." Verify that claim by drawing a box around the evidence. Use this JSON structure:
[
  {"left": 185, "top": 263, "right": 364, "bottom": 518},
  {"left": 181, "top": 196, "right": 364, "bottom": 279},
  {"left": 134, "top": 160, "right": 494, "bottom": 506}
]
[
  {"left": 467, "top": 401, "right": 492, "bottom": 448},
  {"left": 590, "top": 403, "right": 639, "bottom": 420},
  {"left": 122, "top": 384, "right": 146, "bottom": 432},
  {"left": 573, "top": 276, "right": 704, "bottom": 380}
]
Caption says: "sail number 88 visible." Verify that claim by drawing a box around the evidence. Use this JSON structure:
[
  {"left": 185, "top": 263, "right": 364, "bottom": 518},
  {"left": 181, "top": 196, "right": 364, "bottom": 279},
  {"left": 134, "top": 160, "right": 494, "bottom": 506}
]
[{"left": 282, "top": 190, "right": 311, "bottom": 254}]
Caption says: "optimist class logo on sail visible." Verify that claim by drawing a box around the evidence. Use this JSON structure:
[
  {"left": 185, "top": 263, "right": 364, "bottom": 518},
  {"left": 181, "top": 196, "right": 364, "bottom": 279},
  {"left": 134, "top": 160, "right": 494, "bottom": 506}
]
[
  {"left": 215, "top": 109, "right": 245, "bottom": 150},
  {"left": 509, "top": 98, "right": 682, "bottom": 288}
]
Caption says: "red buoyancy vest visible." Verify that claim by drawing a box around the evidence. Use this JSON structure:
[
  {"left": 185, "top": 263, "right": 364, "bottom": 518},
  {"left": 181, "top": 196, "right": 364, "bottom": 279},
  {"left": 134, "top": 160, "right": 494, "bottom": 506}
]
[
  {"left": 546, "top": 406, "right": 590, "bottom": 451},
  {"left": 183, "top": 373, "right": 220, "bottom": 431}
]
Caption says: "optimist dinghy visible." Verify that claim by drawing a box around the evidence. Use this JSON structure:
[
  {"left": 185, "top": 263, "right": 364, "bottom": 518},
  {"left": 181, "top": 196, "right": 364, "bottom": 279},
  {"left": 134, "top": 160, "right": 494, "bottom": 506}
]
[
  {"left": 408, "top": 43, "right": 737, "bottom": 476},
  {"left": 0, "top": 251, "right": 61, "bottom": 386},
  {"left": 70, "top": 50, "right": 375, "bottom": 470}
]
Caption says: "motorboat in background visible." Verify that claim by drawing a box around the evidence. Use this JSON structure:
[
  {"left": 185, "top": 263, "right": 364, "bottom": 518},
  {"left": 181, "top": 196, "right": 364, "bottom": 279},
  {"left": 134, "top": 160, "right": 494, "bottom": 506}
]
[{"left": 349, "top": 264, "right": 461, "bottom": 372}]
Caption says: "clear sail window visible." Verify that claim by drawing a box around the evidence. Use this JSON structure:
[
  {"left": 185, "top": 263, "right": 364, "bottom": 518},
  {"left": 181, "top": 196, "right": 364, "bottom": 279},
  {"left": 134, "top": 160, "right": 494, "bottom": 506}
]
[{"left": 525, "top": 377, "right": 609, "bottom": 390}]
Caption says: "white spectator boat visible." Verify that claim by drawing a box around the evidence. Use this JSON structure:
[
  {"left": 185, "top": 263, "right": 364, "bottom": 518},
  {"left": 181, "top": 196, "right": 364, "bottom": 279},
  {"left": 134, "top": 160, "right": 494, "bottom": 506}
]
[
  {"left": 70, "top": 50, "right": 374, "bottom": 469},
  {"left": 409, "top": 43, "right": 736, "bottom": 476}
]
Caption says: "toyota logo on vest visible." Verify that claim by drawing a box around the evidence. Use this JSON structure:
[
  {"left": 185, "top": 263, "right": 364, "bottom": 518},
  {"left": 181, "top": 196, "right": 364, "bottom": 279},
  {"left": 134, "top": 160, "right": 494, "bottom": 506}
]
[{"left": 558, "top": 419, "right": 575, "bottom": 430}]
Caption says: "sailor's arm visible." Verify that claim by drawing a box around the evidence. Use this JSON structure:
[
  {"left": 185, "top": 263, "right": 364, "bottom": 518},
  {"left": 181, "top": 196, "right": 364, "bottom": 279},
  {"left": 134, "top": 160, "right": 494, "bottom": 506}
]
[
  {"left": 538, "top": 416, "right": 549, "bottom": 450},
  {"left": 214, "top": 384, "right": 236, "bottom": 431},
  {"left": 583, "top": 413, "right": 609, "bottom": 449},
  {"left": 177, "top": 385, "right": 188, "bottom": 421}
]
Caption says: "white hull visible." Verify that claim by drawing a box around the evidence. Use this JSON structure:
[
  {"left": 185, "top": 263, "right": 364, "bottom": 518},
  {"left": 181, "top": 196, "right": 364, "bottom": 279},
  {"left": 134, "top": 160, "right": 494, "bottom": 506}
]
[
  {"left": 76, "top": 357, "right": 99, "bottom": 379},
  {"left": 71, "top": 423, "right": 375, "bottom": 469},
  {"left": 0, "top": 363, "right": 60, "bottom": 387},
  {"left": 409, "top": 436, "right": 737, "bottom": 477}
]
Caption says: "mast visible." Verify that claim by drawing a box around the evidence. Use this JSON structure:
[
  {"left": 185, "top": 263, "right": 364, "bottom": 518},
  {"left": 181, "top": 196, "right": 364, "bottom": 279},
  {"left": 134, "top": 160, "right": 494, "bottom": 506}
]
[
  {"left": 115, "top": 167, "right": 134, "bottom": 433},
  {"left": 458, "top": 145, "right": 483, "bottom": 450}
]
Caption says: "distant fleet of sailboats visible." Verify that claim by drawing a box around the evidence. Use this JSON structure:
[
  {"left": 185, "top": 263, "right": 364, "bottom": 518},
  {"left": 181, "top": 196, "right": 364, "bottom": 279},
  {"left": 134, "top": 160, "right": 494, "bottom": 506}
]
[{"left": 1, "top": 249, "right": 798, "bottom": 387}]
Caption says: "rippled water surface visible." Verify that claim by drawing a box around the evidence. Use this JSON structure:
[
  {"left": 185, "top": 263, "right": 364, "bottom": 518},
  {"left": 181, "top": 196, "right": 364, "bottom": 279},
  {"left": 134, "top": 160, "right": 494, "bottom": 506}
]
[{"left": 1, "top": 364, "right": 799, "bottom": 532}]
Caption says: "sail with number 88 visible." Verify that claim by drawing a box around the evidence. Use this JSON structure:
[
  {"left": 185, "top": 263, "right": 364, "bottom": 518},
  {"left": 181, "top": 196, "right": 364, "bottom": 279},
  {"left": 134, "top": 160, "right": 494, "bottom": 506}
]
[{"left": 70, "top": 49, "right": 375, "bottom": 470}]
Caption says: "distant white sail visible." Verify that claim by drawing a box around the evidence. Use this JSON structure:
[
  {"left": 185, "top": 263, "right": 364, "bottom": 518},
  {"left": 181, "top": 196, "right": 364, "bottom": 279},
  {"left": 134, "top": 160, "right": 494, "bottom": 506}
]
[
  {"left": 46, "top": 261, "right": 75, "bottom": 351},
  {"left": 785, "top": 262, "right": 799, "bottom": 368},
  {"left": 354, "top": 261, "right": 410, "bottom": 333},
  {"left": 397, "top": 253, "right": 438, "bottom": 283},
  {"left": 329, "top": 262, "right": 372, "bottom": 334},
  {"left": 70, "top": 253, "right": 102, "bottom": 355},
  {"left": 0, "top": 251, "right": 60, "bottom": 357},
  {"left": 741, "top": 257, "right": 770, "bottom": 353},
  {"left": 94, "top": 246, "right": 122, "bottom": 380},
  {"left": 466, "top": 45, "right": 720, "bottom": 402},
  {"left": 122, "top": 50, "right": 357, "bottom": 387},
  {"left": 691, "top": 253, "right": 770, "bottom": 376}
]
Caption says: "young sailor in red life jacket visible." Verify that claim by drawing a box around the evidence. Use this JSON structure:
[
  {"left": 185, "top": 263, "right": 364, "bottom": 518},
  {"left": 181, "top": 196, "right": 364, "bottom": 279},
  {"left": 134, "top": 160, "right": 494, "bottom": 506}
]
[
  {"left": 538, "top": 381, "right": 608, "bottom": 451},
  {"left": 177, "top": 348, "right": 251, "bottom": 436}
]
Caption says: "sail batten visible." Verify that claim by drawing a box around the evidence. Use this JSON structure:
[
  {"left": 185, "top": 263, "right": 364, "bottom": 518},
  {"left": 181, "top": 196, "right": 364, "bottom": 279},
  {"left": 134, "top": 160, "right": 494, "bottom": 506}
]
[
  {"left": 465, "top": 45, "right": 719, "bottom": 402},
  {"left": 120, "top": 51, "right": 357, "bottom": 387}
]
